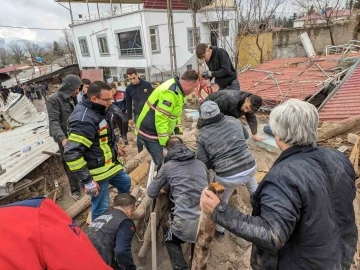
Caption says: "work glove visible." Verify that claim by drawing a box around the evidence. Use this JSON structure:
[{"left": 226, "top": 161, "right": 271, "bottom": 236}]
[
  {"left": 84, "top": 180, "right": 100, "bottom": 197},
  {"left": 202, "top": 71, "right": 212, "bottom": 79}
]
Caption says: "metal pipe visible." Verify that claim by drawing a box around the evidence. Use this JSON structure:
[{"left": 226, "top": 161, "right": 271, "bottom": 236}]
[
  {"left": 151, "top": 212, "right": 157, "bottom": 270},
  {"left": 146, "top": 160, "right": 156, "bottom": 189},
  {"left": 166, "top": 0, "right": 174, "bottom": 76},
  {"left": 110, "top": 0, "right": 113, "bottom": 15},
  {"left": 68, "top": 0, "right": 74, "bottom": 24},
  {"left": 86, "top": 0, "right": 90, "bottom": 18},
  {"left": 169, "top": 0, "right": 177, "bottom": 75},
  {"left": 97, "top": 3, "right": 100, "bottom": 18}
]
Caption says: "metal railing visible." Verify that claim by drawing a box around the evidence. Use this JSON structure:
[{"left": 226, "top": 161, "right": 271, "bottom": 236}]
[
  {"left": 73, "top": 5, "right": 143, "bottom": 24},
  {"left": 325, "top": 40, "right": 360, "bottom": 55}
]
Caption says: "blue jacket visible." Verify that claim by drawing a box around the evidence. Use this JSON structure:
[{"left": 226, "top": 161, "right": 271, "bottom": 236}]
[{"left": 125, "top": 79, "right": 153, "bottom": 119}]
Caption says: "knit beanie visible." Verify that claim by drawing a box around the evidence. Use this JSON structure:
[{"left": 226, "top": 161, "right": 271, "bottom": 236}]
[{"left": 200, "top": 101, "right": 220, "bottom": 119}]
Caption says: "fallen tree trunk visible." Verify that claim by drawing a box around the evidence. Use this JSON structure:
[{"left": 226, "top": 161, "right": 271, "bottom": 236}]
[
  {"left": 318, "top": 115, "right": 360, "bottom": 142},
  {"left": 66, "top": 195, "right": 91, "bottom": 219}
]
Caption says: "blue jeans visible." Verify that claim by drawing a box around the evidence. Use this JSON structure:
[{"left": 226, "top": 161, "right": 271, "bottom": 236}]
[
  {"left": 91, "top": 169, "right": 131, "bottom": 221},
  {"left": 138, "top": 137, "right": 164, "bottom": 170}
]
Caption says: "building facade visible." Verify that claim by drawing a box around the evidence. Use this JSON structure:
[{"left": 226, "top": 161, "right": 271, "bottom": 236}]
[{"left": 70, "top": 2, "right": 238, "bottom": 82}]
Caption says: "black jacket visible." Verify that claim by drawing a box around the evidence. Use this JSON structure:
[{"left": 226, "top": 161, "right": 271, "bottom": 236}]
[
  {"left": 147, "top": 144, "right": 208, "bottom": 243},
  {"left": 200, "top": 90, "right": 258, "bottom": 134},
  {"left": 86, "top": 209, "right": 136, "bottom": 270},
  {"left": 212, "top": 145, "right": 357, "bottom": 270},
  {"left": 46, "top": 78, "right": 81, "bottom": 143},
  {"left": 63, "top": 99, "right": 121, "bottom": 184},
  {"left": 206, "top": 46, "right": 237, "bottom": 89},
  {"left": 125, "top": 79, "right": 154, "bottom": 119}
]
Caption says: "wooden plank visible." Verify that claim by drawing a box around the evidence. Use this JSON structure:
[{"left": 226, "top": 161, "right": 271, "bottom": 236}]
[
  {"left": 350, "top": 138, "right": 359, "bottom": 164},
  {"left": 42, "top": 150, "right": 61, "bottom": 157},
  {"left": 151, "top": 212, "right": 157, "bottom": 270},
  {"left": 129, "top": 163, "right": 150, "bottom": 186},
  {"left": 65, "top": 195, "right": 91, "bottom": 219},
  {"left": 355, "top": 146, "right": 359, "bottom": 173}
]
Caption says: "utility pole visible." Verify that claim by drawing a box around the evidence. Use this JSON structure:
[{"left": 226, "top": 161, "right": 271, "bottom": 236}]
[
  {"left": 86, "top": 0, "right": 90, "bottom": 19},
  {"left": 68, "top": 0, "right": 74, "bottom": 24},
  {"left": 166, "top": 0, "right": 177, "bottom": 76}
]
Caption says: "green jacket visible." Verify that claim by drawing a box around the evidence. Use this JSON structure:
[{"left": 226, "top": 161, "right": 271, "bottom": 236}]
[{"left": 135, "top": 77, "right": 185, "bottom": 146}]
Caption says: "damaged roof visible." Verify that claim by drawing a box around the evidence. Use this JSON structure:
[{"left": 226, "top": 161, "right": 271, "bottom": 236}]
[
  {"left": 238, "top": 55, "right": 360, "bottom": 107},
  {"left": 319, "top": 58, "right": 360, "bottom": 122},
  {"left": 0, "top": 94, "right": 58, "bottom": 196}
]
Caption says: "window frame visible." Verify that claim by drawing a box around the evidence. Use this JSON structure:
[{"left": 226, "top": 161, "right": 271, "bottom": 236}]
[
  {"left": 78, "top": 37, "right": 90, "bottom": 57},
  {"left": 187, "top": 27, "right": 200, "bottom": 51},
  {"left": 149, "top": 26, "right": 160, "bottom": 54},
  {"left": 114, "top": 27, "right": 145, "bottom": 58},
  {"left": 221, "top": 21, "right": 229, "bottom": 37},
  {"left": 96, "top": 34, "right": 110, "bottom": 56}
]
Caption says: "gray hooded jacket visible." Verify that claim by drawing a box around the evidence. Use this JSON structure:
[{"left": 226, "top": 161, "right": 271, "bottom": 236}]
[
  {"left": 46, "top": 75, "right": 82, "bottom": 143},
  {"left": 147, "top": 145, "right": 208, "bottom": 243}
]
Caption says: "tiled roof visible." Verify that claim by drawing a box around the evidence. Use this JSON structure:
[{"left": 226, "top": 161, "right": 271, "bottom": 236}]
[
  {"left": 319, "top": 60, "right": 360, "bottom": 122},
  {"left": 294, "top": 9, "right": 350, "bottom": 21},
  {"left": 237, "top": 55, "right": 359, "bottom": 107}
]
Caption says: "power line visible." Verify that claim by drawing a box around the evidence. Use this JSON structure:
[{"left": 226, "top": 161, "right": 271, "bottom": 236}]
[{"left": 0, "top": 25, "right": 68, "bottom": 31}]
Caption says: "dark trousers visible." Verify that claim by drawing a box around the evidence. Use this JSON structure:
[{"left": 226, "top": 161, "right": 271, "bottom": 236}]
[
  {"left": 113, "top": 112, "right": 129, "bottom": 141},
  {"left": 134, "top": 115, "right": 143, "bottom": 153},
  {"left": 219, "top": 78, "right": 240, "bottom": 90},
  {"left": 58, "top": 143, "right": 81, "bottom": 193},
  {"left": 36, "top": 91, "right": 42, "bottom": 100},
  {"left": 165, "top": 230, "right": 189, "bottom": 270}
]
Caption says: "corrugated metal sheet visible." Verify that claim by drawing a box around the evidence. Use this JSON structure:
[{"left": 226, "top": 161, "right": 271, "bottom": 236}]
[
  {"left": 143, "top": 0, "right": 188, "bottom": 9},
  {"left": 238, "top": 55, "right": 359, "bottom": 107},
  {"left": 0, "top": 123, "right": 58, "bottom": 196},
  {"left": 0, "top": 93, "right": 47, "bottom": 128},
  {"left": 81, "top": 69, "right": 104, "bottom": 82},
  {"left": 319, "top": 60, "right": 360, "bottom": 122}
]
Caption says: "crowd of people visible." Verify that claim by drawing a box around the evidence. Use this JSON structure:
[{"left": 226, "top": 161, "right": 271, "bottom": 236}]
[
  {"left": 0, "top": 81, "right": 49, "bottom": 104},
  {"left": 0, "top": 42, "right": 358, "bottom": 270}
]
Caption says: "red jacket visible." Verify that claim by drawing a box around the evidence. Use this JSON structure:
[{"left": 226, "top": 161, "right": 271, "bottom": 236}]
[{"left": 0, "top": 197, "right": 112, "bottom": 270}]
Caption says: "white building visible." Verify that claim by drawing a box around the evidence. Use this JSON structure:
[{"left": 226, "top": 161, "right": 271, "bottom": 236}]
[
  {"left": 69, "top": 0, "right": 238, "bottom": 82},
  {"left": 293, "top": 9, "right": 350, "bottom": 28}
]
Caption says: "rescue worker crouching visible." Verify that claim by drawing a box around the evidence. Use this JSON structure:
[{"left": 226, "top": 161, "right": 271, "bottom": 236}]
[
  {"left": 64, "top": 81, "right": 131, "bottom": 221},
  {"left": 135, "top": 70, "right": 199, "bottom": 170}
]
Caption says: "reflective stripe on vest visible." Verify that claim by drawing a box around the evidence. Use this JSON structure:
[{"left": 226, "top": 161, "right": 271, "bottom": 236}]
[
  {"left": 68, "top": 133, "right": 93, "bottom": 148},
  {"left": 92, "top": 164, "right": 122, "bottom": 181},
  {"left": 146, "top": 100, "right": 176, "bottom": 119},
  {"left": 89, "top": 162, "right": 115, "bottom": 175},
  {"left": 66, "top": 157, "right": 87, "bottom": 171}
]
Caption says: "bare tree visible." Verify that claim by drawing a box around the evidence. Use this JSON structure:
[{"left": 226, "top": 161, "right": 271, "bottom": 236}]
[
  {"left": 8, "top": 43, "right": 24, "bottom": 64},
  {"left": 23, "top": 41, "right": 45, "bottom": 60},
  {"left": 42, "top": 43, "right": 57, "bottom": 70},
  {"left": 60, "top": 29, "right": 76, "bottom": 65},
  {"left": 99, "top": 3, "right": 121, "bottom": 16},
  {"left": 236, "top": 0, "right": 286, "bottom": 64},
  {"left": 293, "top": 0, "right": 343, "bottom": 45},
  {"left": 0, "top": 48, "right": 10, "bottom": 67}
]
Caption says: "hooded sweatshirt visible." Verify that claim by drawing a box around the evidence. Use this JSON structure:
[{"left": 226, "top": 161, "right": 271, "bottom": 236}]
[
  {"left": 46, "top": 75, "right": 82, "bottom": 143},
  {"left": 147, "top": 144, "right": 208, "bottom": 243}
]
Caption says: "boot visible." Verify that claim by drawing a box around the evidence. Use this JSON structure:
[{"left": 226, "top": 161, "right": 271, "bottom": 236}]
[{"left": 138, "top": 240, "right": 150, "bottom": 264}]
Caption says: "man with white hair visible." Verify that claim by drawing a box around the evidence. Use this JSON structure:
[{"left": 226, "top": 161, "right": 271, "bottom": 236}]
[{"left": 200, "top": 99, "right": 357, "bottom": 270}]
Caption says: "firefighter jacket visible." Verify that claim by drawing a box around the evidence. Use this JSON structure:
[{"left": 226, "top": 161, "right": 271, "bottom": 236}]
[
  {"left": 135, "top": 77, "right": 185, "bottom": 146},
  {"left": 63, "top": 98, "right": 123, "bottom": 184}
]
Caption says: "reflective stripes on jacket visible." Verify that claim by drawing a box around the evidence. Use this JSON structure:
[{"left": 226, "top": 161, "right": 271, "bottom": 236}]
[
  {"left": 135, "top": 77, "right": 185, "bottom": 146},
  {"left": 63, "top": 100, "right": 122, "bottom": 184}
]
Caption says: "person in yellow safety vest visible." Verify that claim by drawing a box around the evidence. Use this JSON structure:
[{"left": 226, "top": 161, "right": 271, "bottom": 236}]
[
  {"left": 135, "top": 70, "right": 199, "bottom": 169},
  {"left": 63, "top": 81, "right": 131, "bottom": 221}
]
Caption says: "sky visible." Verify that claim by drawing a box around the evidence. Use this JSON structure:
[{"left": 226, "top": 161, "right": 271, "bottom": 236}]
[{"left": 0, "top": 0, "right": 100, "bottom": 44}]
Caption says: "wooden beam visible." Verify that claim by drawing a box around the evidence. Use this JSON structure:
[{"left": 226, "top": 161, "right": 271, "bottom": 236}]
[
  {"left": 42, "top": 150, "right": 61, "bottom": 157},
  {"left": 318, "top": 115, "right": 360, "bottom": 142},
  {"left": 129, "top": 163, "right": 150, "bottom": 186},
  {"left": 125, "top": 149, "right": 150, "bottom": 173},
  {"left": 66, "top": 195, "right": 91, "bottom": 219},
  {"left": 191, "top": 183, "right": 224, "bottom": 270},
  {"left": 151, "top": 212, "right": 157, "bottom": 270}
]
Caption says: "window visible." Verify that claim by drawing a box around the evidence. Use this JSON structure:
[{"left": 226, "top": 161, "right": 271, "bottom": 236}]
[
  {"left": 221, "top": 21, "right": 229, "bottom": 36},
  {"left": 187, "top": 28, "right": 200, "bottom": 51},
  {"left": 97, "top": 35, "right": 109, "bottom": 55},
  {"left": 78, "top": 37, "right": 89, "bottom": 56},
  {"left": 117, "top": 29, "right": 143, "bottom": 57},
  {"left": 149, "top": 26, "right": 160, "bottom": 53}
]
